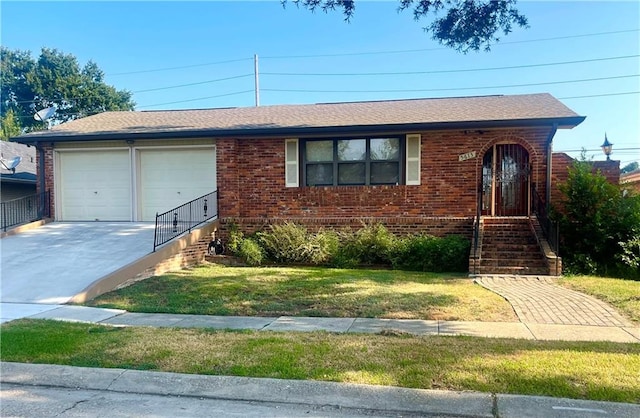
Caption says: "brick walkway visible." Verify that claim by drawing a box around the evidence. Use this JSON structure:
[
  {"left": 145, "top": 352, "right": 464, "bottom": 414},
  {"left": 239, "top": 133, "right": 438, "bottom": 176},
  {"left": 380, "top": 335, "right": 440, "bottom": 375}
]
[{"left": 475, "top": 276, "right": 634, "bottom": 327}]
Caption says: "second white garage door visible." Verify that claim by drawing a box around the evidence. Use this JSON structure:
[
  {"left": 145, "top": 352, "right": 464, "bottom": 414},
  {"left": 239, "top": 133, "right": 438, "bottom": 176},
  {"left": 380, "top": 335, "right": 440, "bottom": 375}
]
[{"left": 139, "top": 148, "right": 217, "bottom": 221}]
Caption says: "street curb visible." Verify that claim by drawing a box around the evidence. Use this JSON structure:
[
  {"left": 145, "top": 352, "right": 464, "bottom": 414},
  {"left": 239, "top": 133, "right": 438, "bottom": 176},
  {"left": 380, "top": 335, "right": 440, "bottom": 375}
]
[
  {"left": 0, "top": 362, "right": 494, "bottom": 417},
  {"left": 2, "top": 362, "right": 639, "bottom": 418}
]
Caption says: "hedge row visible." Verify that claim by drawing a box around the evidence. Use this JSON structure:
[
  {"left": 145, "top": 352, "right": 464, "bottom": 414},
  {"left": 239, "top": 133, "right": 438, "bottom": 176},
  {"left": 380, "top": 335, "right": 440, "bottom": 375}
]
[{"left": 226, "top": 222, "right": 470, "bottom": 273}]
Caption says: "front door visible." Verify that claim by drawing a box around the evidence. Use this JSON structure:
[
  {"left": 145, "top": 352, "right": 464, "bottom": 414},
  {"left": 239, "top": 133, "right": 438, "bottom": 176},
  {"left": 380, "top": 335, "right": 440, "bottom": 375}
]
[{"left": 481, "top": 144, "right": 530, "bottom": 216}]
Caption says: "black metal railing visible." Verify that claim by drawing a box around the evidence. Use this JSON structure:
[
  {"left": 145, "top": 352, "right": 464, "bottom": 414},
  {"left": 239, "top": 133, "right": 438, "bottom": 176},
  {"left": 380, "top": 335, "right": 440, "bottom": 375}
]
[
  {"left": 472, "top": 182, "right": 483, "bottom": 274},
  {"left": 1, "top": 191, "right": 50, "bottom": 232},
  {"left": 531, "top": 184, "right": 559, "bottom": 255},
  {"left": 153, "top": 190, "right": 218, "bottom": 251}
]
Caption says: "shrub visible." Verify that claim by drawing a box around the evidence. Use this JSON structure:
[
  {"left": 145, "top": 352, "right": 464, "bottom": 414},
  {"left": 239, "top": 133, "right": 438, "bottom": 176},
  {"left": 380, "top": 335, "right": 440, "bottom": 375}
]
[
  {"left": 392, "top": 234, "right": 470, "bottom": 272},
  {"left": 258, "top": 222, "right": 340, "bottom": 265},
  {"left": 238, "top": 237, "right": 264, "bottom": 266},
  {"left": 556, "top": 154, "right": 640, "bottom": 278},
  {"left": 226, "top": 224, "right": 244, "bottom": 256},
  {"left": 338, "top": 223, "right": 398, "bottom": 266}
]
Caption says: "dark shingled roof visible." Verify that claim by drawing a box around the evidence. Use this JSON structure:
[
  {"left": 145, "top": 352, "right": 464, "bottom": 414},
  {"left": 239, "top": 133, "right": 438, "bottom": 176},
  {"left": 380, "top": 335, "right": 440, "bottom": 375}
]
[
  {"left": 1, "top": 141, "right": 36, "bottom": 184},
  {"left": 13, "top": 93, "right": 584, "bottom": 143}
]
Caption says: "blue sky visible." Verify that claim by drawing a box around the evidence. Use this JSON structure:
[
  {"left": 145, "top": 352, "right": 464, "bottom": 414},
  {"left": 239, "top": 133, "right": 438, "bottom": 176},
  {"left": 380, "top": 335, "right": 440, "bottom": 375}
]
[{"left": 2, "top": 1, "right": 639, "bottom": 166}]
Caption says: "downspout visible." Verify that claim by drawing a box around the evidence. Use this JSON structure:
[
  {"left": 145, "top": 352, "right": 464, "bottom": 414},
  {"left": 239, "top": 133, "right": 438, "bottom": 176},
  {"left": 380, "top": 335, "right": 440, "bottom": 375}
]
[{"left": 545, "top": 123, "right": 558, "bottom": 211}]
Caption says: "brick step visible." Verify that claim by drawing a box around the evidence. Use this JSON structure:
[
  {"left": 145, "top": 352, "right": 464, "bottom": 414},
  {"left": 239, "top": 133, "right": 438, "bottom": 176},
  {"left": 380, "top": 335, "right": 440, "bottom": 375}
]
[
  {"left": 479, "top": 257, "right": 548, "bottom": 268},
  {"left": 474, "top": 265, "right": 550, "bottom": 275},
  {"left": 483, "top": 243, "right": 541, "bottom": 252},
  {"left": 480, "top": 250, "right": 546, "bottom": 260},
  {"left": 482, "top": 229, "right": 534, "bottom": 235},
  {"left": 482, "top": 218, "right": 530, "bottom": 224},
  {"left": 481, "top": 238, "right": 538, "bottom": 246}
]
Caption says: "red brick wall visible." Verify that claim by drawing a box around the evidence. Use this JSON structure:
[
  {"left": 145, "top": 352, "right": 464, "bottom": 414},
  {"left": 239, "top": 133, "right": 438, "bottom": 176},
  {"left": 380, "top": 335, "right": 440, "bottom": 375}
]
[
  {"left": 218, "top": 126, "right": 555, "bottom": 238},
  {"left": 38, "top": 143, "right": 56, "bottom": 219}
]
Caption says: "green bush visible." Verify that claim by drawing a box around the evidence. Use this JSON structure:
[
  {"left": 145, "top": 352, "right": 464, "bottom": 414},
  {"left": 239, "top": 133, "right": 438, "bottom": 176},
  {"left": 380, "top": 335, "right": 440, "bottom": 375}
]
[
  {"left": 556, "top": 154, "right": 640, "bottom": 279},
  {"left": 392, "top": 234, "right": 470, "bottom": 272},
  {"left": 238, "top": 237, "right": 264, "bottom": 266},
  {"left": 258, "top": 222, "right": 340, "bottom": 265},
  {"left": 223, "top": 221, "right": 470, "bottom": 273},
  {"left": 338, "top": 223, "right": 398, "bottom": 266}
]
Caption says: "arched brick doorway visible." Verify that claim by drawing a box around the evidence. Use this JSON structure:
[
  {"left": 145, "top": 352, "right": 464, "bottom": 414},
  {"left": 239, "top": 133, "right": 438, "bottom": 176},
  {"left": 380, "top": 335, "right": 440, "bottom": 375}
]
[{"left": 481, "top": 144, "right": 530, "bottom": 216}]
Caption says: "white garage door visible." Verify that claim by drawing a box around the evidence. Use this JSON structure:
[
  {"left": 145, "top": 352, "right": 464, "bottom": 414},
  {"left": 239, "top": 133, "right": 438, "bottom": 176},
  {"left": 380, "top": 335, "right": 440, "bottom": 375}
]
[
  {"left": 139, "top": 148, "right": 216, "bottom": 221},
  {"left": 59, "top": 150, "right": 132, "bottom": 221}
]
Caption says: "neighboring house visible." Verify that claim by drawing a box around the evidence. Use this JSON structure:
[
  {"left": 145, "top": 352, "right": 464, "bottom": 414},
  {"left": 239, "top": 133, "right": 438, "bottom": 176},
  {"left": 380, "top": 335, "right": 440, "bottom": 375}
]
[
  {"left": 12, "top": 93, "right": 585, "bottom": 275},
  {"left": 621, "top": 169, "right": 640, "bottom": 194},
  {"left": 1, "top": 141, "right": 37, "bottom": 202}
]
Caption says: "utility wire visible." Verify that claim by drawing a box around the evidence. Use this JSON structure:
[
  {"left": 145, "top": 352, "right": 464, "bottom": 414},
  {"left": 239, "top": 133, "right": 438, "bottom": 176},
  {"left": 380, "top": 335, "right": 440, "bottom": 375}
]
[
  {"left": 136, "top": 90, "right": 254, "bottom": 109},
  {"left": 262, "top": 29, "right": 640, "bottom": 59},
  {"left": 262, "top": 55, "right": 640, "bottom": 76},
  {"left": 108, "top": 58, "right": 253, "bottom": 76},
  {"left": 558, "top": 91, "right": 640, "bottom": 100},
  {"left": 103, "top": 29, "right": 638, "bottom": 76},
  {"left": 132, "top": 74, "right": 253, "bottom": 93},
  {"left": 262, "top": 74, "right": 639, "bottom": 94}
]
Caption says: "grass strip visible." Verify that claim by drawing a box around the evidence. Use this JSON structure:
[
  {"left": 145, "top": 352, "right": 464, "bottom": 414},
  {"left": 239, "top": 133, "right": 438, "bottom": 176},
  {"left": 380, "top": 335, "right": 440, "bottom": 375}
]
[
  {"left": 558, "top": 276, "right": 640, "bottom": 323},
  {"left": 1, "top": 319, "right": 639, "bottom": 403},
  {"left": 86, "top": 265, "right": 517, "bottom": 321}
]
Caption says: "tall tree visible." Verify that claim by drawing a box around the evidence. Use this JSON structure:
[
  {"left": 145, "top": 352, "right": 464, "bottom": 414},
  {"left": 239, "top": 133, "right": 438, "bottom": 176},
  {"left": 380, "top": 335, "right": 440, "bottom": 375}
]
[
  {"left": 1, "top": 47, "right": 135, "bottom": 134},
  {"left": 622, "top": 162, "right": 639, "bottom": 174},
  {"left": 284, "top": 0, "right": 528, "bottom": 52},
  {"left": 1, "top": 109, "right": 22, "bottom": 141}
]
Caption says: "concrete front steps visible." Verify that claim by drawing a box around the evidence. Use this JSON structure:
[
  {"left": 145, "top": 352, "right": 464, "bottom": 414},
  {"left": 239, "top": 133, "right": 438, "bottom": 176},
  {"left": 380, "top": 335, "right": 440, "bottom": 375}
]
[{"left": 473, "top": 217, "right": 550, "bottom": 275}]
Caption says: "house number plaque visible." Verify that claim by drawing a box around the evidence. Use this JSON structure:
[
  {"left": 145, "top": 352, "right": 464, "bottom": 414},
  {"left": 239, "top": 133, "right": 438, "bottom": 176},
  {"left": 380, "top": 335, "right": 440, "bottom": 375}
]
[{"left": 458, "top": 151, "right": 477, "bottom": 162}]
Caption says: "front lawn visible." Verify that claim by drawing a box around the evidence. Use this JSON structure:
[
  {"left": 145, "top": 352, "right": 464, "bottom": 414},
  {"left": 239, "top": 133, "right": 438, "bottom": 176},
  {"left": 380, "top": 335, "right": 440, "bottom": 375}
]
[
  {"left": 2, "top": 320, "right": 639, "bottom": 403},
  {"left": 558, "top": 276, "right": 640, "bottom": 323},
  {"left": 86, "top": 265, "right": 517, "bottom": 322}
]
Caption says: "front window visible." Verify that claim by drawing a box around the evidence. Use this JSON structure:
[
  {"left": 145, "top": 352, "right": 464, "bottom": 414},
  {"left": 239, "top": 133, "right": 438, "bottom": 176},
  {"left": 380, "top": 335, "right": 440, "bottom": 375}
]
[{"left": 303, "top": 137, "right": 402, "bottom": 186}]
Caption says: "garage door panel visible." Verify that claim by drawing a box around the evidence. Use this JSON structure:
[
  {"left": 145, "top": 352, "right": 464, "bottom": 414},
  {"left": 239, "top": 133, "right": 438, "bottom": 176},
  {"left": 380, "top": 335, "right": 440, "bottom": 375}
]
[
  {"left": 59, "top": 151, "right": 132, "bottom": 221},
  {"left": 140, "top": 149, "right": 216, "bottom": 221}
]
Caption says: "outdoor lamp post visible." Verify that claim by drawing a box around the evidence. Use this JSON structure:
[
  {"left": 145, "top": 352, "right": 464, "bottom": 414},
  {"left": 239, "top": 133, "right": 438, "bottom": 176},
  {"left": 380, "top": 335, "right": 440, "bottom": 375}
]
[{"left": 601, "top": 134, "right": 613, "bottom": 161}]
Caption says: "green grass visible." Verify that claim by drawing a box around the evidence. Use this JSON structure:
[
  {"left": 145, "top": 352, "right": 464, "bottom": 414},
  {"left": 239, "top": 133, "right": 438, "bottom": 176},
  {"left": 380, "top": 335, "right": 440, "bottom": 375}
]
[
  {"left": 85, "top": 265, "right": 517, "bottom": 321},
  {"left": 2, "top": 319, "right": 639, "bottom": 403},
  {"left": 558, "top": 276, "right": 640, "bottom": 323}
]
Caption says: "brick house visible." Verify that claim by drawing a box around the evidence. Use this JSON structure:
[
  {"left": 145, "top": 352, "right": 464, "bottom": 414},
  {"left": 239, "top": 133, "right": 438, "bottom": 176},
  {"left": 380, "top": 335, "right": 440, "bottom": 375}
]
[{"left": 13, "top": 93, "right": 584, "bottom": 275}]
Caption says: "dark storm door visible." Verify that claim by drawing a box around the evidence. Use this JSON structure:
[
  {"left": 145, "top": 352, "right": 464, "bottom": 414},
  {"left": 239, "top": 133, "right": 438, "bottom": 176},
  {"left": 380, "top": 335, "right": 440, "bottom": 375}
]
[{"left": 481, "top": 144, "right": 530, "bottom": 216}]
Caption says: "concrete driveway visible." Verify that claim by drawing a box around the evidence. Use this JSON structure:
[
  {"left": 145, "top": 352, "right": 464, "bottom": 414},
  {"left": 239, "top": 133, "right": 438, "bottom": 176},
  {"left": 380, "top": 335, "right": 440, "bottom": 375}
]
[{"left": 1, "top": 222, "right": 155, "bottom": 305}]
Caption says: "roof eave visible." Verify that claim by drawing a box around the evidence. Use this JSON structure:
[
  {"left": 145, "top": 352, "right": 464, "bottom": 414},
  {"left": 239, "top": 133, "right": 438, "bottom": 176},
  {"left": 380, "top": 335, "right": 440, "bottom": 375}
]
[{"left": 11, "top": 116, "right": 585, "bottom": 144}]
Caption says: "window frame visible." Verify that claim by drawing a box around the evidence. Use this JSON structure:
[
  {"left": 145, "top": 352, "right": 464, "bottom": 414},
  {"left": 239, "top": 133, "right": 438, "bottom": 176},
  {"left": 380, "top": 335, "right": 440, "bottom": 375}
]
[{"left": 301, "top": 136, "right": 405, "bottom": 187}]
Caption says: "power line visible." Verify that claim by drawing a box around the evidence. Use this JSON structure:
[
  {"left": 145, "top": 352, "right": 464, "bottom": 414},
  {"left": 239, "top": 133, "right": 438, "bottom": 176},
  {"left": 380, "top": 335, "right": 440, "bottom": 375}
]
[
  {"left": 262, "top": 55, "right": 640, "bottom": 76},
  {"left": 262, "top": 74, "right": 639, "bottom": 94},
  {"left": 107, "top": 58, "right": 253, "bottom": 76},
  {"left": 261, "top": 29, "right": 640, "bottom": 59},
  {"left": 136, "top": 90, "right": 254, "bottom": 109},
  {"left": 132, "top": 74, "right": 253, "bottom": 94},
  {"left": 94, "top": 28, "right": 640, "bottom": 79},
  {"left": 558, "top": 91, "right": 640, "bottom": 100}
]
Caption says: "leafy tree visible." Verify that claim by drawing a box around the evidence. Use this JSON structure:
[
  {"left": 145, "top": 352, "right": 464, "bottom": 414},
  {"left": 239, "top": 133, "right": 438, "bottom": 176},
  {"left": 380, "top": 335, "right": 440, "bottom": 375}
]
[
  {"left": 284, "top": 0, "right": 528, "bottom": 52},
  {"left": 1, "top": 47, "right": 135, "bottom": 134},
  {"left": 1, "top": 109, "right": 22, "bottom": 140},
  {"left": 555, "top": 154, "right": 640, "bottom": 278},
  {"left": 621, "top": 162, "right": 639, "bottom": 174}
]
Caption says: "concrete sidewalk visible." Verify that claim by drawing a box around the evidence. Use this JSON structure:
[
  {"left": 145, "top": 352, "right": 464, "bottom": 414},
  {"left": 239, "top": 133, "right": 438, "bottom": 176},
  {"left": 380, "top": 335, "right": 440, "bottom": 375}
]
[
  {"left": 2, "top": 362, "right": 639, "bottom": 418},
  {"left": 2, "top": 303, "right": 639, "bottom": 342}
]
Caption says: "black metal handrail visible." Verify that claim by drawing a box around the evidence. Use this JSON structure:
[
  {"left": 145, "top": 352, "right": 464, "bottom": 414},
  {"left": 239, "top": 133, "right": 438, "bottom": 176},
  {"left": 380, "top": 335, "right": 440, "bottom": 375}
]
[
  {"left": 531, "top": 184, "right": 559, "bottom": 255},
  {"left": 472, "top": 182, "right": 483, "bottom": 274},
  {"left": 153, "top": 190, "right": 218, "bottom": 251},
  {"left": 1, "top": 191, "right": 50, "bottom": 232}
]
